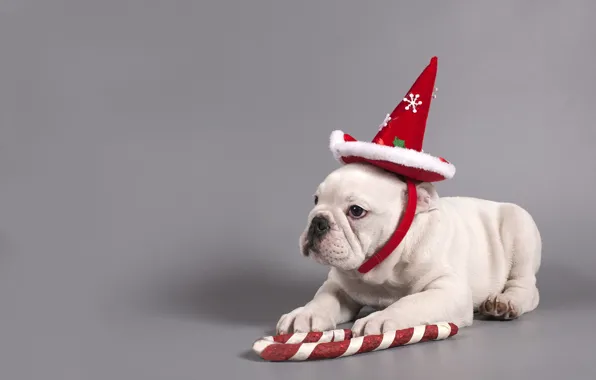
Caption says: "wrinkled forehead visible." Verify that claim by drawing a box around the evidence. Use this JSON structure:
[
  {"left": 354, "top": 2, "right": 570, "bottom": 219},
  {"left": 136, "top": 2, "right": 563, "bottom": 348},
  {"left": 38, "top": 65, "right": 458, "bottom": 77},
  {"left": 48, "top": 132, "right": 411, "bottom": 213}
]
[{"left": 316, "top": 167, "right": 404, "bottom": 202}]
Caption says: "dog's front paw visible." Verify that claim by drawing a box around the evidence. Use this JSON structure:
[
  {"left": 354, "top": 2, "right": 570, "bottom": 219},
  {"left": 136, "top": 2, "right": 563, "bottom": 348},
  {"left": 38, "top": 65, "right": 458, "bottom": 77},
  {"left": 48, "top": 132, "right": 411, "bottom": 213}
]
[
  {"left": 352, "top": 310, "right": 399, "bottom": 336},
  {"left": 276, "top": 306, "right": 335, "bottom": 334}
]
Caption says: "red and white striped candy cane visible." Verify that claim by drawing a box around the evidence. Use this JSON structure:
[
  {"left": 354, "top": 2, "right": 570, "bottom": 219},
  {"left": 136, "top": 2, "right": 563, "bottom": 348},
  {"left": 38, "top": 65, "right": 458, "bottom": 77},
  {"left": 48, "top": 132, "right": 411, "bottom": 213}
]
[{"left": 252, "top": 322, "right": 458, "bottom": 361}]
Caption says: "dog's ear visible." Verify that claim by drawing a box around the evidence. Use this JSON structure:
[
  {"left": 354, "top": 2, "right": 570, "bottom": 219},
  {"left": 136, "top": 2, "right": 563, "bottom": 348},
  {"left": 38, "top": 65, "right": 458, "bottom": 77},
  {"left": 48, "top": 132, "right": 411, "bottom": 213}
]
[{"left": 414, "top": 181, "right": 439, "bottom": 214}]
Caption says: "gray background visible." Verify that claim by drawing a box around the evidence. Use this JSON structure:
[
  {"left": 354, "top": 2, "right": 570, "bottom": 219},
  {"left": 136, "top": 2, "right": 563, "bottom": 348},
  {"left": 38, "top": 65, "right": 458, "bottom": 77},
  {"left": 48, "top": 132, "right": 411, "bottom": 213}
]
[{"left": 1, "top": 0, "right": 595, "bottom": 379}]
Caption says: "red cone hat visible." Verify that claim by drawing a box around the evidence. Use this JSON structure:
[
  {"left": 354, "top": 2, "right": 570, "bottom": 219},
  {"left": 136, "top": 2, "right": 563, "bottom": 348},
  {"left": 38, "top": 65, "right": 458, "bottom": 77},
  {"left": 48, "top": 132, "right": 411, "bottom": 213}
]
[{"left": 329, "top": 56, "right": 455, "bottom": 182}]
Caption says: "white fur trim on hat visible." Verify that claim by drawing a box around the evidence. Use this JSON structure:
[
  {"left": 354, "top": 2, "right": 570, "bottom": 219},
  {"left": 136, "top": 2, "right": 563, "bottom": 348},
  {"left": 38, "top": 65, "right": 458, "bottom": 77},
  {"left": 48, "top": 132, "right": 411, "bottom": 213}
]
[{"left": 329, "top": 130, "right": 456, "bottom": 179}]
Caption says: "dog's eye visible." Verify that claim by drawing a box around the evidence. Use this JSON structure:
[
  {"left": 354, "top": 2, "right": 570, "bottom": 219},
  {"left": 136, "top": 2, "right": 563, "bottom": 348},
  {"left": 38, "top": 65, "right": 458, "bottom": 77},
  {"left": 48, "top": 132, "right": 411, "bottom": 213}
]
[
  {"left": 314, "top": 195, "right": 319, "bottom": 205},
  {"left": 348, "top": 205, "right": 367, "bottom": 219}
]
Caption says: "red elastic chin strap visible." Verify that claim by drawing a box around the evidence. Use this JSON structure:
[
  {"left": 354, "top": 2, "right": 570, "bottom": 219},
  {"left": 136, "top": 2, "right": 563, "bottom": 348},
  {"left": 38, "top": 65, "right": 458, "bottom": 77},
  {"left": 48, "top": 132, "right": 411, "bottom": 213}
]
[{"left": 357, "top": 179, "right": 417, "bottom": 274}]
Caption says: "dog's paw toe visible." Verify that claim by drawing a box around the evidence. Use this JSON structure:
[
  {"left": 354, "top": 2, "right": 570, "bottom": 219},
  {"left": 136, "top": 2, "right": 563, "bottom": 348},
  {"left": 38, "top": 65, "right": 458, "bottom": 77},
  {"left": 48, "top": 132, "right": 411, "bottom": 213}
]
[
  {"left": 479, "top": 295, "right": 519, "bottom": 320},
  {"left": 276, "top": 307, "right": 335, "bottom": 334}
]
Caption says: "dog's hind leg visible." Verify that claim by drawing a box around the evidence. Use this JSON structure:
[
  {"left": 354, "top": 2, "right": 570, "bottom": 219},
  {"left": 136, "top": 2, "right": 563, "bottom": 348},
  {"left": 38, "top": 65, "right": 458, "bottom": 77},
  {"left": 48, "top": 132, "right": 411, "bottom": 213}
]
[{"left": 479, "top": 204, "right": 542, "bottom": 320}]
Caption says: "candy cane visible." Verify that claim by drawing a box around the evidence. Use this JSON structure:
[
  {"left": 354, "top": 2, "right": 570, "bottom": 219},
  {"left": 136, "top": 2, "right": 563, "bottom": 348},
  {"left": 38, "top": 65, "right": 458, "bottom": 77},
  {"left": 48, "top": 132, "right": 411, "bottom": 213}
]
[{"left": 252, "top": 322, "right": 458, "bottom": 361}]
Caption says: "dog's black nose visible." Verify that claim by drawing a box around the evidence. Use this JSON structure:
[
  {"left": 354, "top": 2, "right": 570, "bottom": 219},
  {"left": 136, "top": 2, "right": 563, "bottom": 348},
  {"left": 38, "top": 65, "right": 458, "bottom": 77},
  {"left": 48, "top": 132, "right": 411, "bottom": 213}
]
[{"left": 310, "top": 215, "right": 330, "bottom": 237}]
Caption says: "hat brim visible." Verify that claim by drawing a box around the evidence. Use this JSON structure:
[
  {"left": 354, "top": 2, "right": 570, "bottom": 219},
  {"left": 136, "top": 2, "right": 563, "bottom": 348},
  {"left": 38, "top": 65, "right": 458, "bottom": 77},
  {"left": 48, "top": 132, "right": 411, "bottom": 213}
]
[{"left": 329, "top": 130, "right": 456, "bottom": 182}]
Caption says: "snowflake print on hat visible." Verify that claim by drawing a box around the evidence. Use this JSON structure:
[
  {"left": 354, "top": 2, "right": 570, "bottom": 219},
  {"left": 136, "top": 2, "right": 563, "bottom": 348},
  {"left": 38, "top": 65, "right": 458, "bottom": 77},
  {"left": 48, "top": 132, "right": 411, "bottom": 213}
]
[
  {"left": 378, "top": 113, "right": 391, "bottom": 131},
  {"left": 403, "top": 93, "right": 422, "bottom": 113}
]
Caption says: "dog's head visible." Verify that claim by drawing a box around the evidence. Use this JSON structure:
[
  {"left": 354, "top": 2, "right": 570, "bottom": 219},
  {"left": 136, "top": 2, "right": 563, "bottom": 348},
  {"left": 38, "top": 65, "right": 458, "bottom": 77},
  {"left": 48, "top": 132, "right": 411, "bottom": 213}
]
[{"left": 299, "top": 163, "right": 438, "bottom": 271}]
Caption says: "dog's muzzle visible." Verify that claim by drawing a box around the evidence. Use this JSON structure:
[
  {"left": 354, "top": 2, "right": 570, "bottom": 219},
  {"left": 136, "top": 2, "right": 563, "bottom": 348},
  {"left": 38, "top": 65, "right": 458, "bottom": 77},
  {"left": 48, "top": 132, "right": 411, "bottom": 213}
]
[{"left": 304, "top": 215, "right": 330, "bottom": 256}]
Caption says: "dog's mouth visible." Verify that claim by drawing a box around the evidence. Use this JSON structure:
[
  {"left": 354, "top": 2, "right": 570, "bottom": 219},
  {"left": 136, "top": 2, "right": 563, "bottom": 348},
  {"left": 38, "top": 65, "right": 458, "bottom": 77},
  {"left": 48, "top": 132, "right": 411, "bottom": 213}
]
[
  {"left": 302, "top": 240, "right": 316, "bottom": 256},
  {"left": 303, "top": 236, "right": 327, "bottom": 257}
]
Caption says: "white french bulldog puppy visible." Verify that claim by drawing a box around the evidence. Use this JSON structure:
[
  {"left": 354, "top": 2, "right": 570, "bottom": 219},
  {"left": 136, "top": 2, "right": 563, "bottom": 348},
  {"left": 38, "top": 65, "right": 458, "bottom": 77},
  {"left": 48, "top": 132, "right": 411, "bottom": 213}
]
[{"left": 277, "top": 162, "right": 541, "bottom": 336}]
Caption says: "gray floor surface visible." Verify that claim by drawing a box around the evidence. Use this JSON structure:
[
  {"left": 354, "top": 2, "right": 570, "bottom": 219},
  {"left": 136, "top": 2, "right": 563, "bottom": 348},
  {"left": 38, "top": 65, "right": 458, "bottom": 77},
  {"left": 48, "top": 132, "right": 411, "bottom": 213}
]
[{"left": 148, "top": 265, "right": 596, "bottom": 379}]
